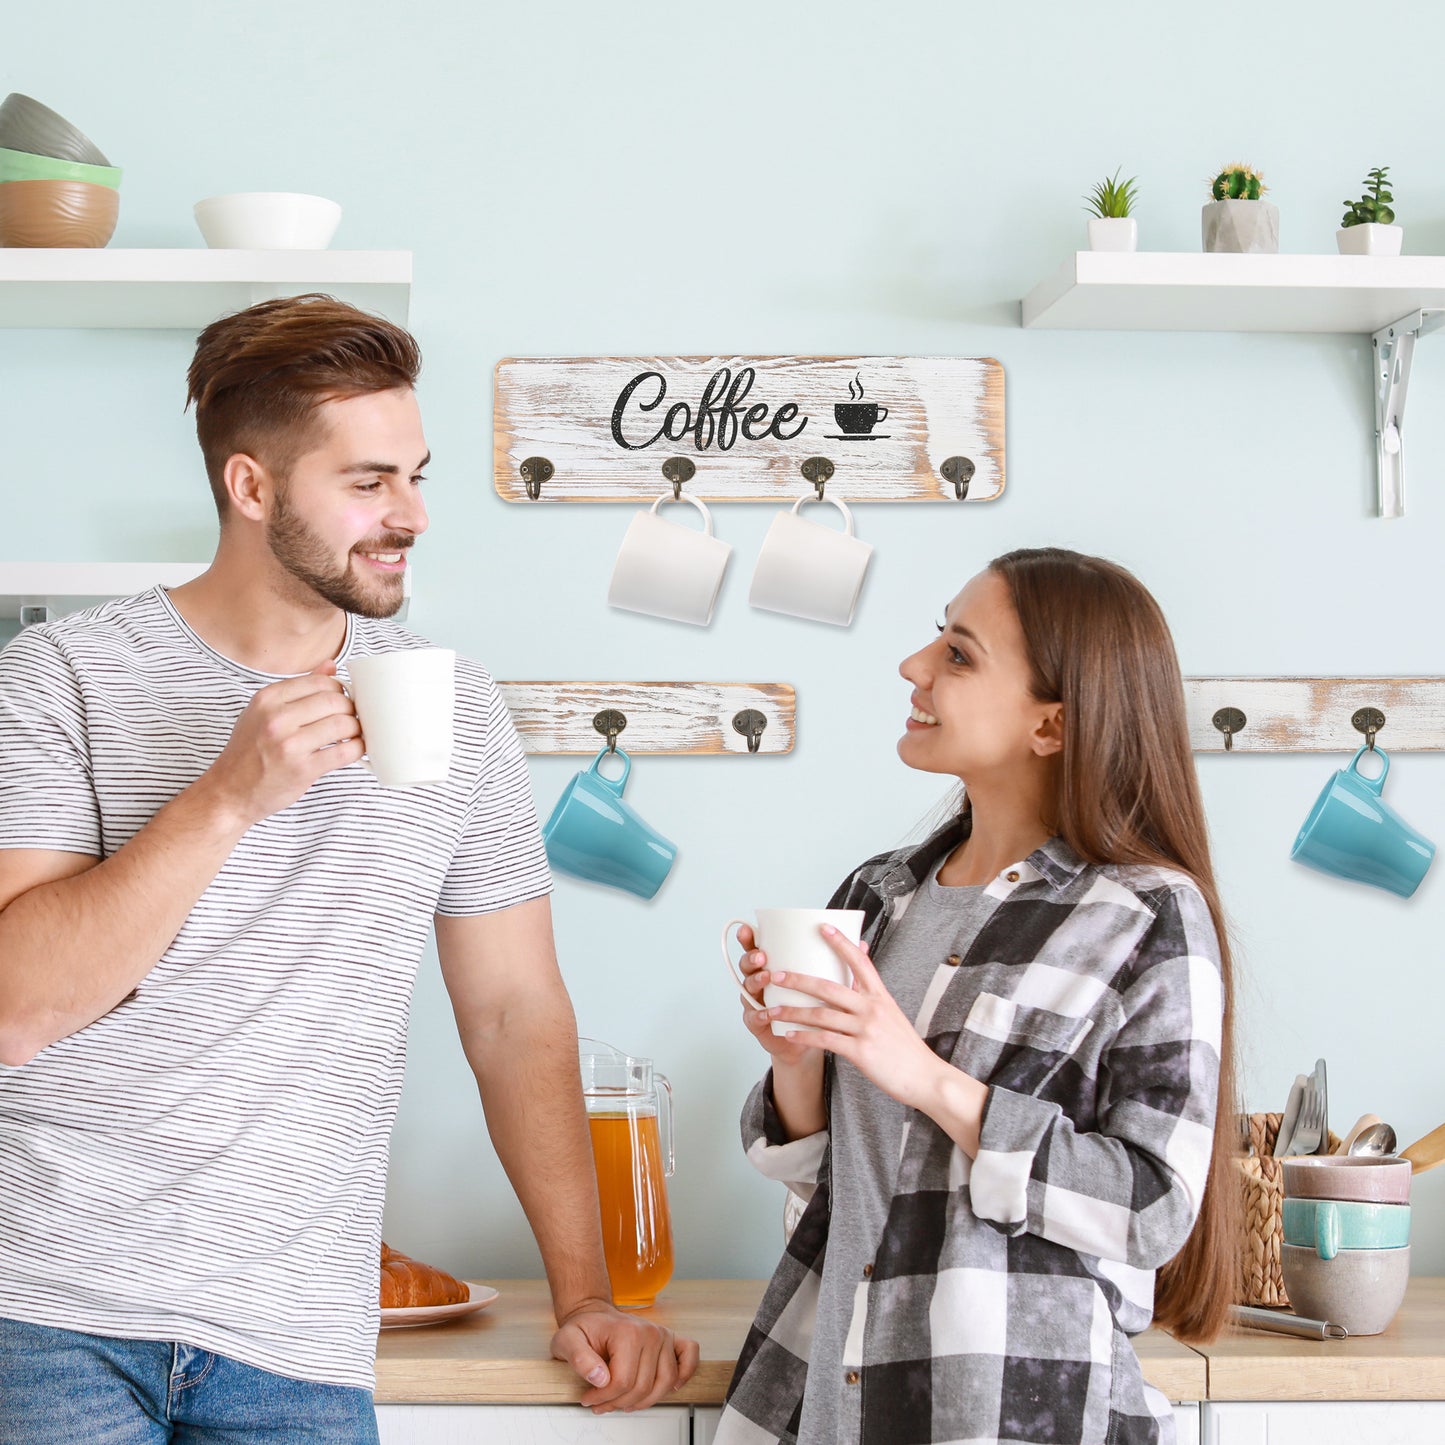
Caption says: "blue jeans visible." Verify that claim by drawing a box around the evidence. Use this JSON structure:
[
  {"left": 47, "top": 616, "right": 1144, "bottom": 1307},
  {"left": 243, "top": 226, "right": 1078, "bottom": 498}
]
[{"left": 0, "top": 1317, "right": 380, "bottom": 1444}]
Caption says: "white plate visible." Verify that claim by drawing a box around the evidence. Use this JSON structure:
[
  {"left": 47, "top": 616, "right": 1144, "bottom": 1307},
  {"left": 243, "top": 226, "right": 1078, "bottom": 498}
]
[{"left": 379, "top": 1282, "right": 500, "bottom": 1329}]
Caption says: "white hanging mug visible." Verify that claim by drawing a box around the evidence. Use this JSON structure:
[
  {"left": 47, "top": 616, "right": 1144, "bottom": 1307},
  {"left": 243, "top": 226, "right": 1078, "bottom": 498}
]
[
  {"left": 749, "top": 494, "right": 873, "bottom": 627},
  {"left": 607, "top": 492, "right": 732, "bottom": 626}
]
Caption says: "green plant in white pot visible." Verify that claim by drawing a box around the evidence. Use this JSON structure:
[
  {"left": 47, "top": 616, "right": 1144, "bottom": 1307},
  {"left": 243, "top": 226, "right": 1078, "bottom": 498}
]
[
  {"left": 1338, "top": 167, "right": 1400, "bottom": 255},
  {"left": 1202, "top": 164, "right": 1278, "bottom": 253},
  {"left": 1083, "top": 169, "right": 1139, "bottom": 251}
]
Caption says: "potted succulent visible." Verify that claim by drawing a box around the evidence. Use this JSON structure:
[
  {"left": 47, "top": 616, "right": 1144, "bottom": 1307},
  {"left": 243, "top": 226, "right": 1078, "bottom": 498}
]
[
  {"left": 1083, "top": 168, "right": 1139, "bottom": 251},
  {"left": 1202, "top": 164, "right": 1278, "bottom": 254},
  {"left": 1338, "top": 167, "right": 1400, "bottom": 255}
]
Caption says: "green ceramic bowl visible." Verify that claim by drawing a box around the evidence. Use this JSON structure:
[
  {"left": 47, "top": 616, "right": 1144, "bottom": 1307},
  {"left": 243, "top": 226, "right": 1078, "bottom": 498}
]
[{"left": 0, "top": 145, "right": 121, "bottom": 189}]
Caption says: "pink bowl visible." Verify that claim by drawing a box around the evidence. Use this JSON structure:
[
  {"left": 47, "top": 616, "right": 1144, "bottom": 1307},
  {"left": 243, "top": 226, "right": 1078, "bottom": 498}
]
[{"left": 1282, "top": 1155, "right": 1412, "bottom": 1205}]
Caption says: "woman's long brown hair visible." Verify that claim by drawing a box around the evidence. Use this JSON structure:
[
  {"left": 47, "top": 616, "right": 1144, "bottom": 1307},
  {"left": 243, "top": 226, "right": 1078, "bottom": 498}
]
[{"left": 988, "top": 547, "right": 1240, "bottom": 1345}]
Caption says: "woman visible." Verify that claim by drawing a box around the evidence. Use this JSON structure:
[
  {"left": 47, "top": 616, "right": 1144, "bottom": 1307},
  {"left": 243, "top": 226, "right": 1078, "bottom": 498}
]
[{"left": 717, "top": 548, "right": 1238, "bottom": 1445}]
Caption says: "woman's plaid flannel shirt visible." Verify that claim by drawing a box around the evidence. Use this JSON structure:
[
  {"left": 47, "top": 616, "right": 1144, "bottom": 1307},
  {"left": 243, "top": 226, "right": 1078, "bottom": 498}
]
[{"left": 715, "top": 819, "right": 1224, "bottom": 1445}]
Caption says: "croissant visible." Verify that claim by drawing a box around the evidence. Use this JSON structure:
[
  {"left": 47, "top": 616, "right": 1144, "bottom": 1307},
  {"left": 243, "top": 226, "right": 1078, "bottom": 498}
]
[{"left": 379, "top": 1241, "right": 469, "bottom": 1308}]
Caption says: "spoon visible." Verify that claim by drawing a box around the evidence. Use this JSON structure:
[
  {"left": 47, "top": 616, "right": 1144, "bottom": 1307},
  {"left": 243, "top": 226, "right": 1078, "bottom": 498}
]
[{"left": 1347, "top": 1121, "right": 1398, "bottom": 1157}]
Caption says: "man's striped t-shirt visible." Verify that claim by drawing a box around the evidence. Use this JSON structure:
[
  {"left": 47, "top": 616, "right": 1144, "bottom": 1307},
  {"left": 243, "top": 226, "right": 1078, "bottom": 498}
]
[{"left": 0, "top": 586, "right": 552, "bottom": 1388}]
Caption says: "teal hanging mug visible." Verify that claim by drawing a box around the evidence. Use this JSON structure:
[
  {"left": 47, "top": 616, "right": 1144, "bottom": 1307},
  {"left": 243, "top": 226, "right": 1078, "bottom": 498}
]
[
  {"left": 542, "top": 747, "right": 677, "bottom": 899},
  {"left": 1290, "top": 745, "right": 1435, "bottom": 898}
]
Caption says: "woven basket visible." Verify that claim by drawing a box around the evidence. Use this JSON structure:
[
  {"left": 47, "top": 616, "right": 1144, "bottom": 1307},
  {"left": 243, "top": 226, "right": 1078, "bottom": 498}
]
[{"left": 1236, "top": 1111, "right": 1343, "bottom": 1307}]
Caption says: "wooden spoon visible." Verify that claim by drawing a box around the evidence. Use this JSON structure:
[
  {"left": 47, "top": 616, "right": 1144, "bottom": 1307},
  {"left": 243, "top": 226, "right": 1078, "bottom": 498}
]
[{"left": 1401, "top": 1121, "right": 1445, "bottom": 1174}]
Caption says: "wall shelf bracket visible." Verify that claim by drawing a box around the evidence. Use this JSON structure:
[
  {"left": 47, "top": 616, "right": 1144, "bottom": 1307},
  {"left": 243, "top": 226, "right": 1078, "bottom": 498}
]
[{"left": 1373, "top": 307, "right": 1445, "bottom": 518}]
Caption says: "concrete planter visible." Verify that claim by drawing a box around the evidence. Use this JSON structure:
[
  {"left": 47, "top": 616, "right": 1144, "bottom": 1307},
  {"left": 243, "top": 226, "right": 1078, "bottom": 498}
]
[
  {"left": 1202, "top": 198, "right": 1279, "bottom": 254},
  {"left": 1086, "top": 217, "right": 1137, "bottom": 251},
  {"left": 1337, "top": 222, "right": 1403, "bottom": 256}
]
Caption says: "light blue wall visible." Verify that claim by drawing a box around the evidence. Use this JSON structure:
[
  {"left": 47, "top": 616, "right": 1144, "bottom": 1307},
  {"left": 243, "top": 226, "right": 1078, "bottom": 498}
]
[{"left": 6, "top": 2, "right": 1443, "bottom": 1287}]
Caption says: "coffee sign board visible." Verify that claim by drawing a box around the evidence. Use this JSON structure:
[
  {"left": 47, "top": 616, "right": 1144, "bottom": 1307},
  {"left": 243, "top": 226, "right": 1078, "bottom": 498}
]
[{"left": 493, "top": 355, "right": 1004, "bottom": 502}]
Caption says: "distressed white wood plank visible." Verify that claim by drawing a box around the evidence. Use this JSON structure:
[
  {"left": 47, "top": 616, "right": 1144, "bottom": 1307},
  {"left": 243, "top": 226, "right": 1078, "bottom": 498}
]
[
  {"left": 493, "top": 356, "right": 1004, "bottom": 502},
  {"left": 1186, "top": 678, "right": 1445, "bottom": 752},
  {"left": 498, "top": 682, "right": 795, "bottom": 755}
]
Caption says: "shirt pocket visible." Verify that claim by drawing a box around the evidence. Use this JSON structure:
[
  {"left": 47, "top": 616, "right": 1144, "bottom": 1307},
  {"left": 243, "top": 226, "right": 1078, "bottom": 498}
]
[{"left": 955, "top": 992, "right": 1094, "bottom": 1095}]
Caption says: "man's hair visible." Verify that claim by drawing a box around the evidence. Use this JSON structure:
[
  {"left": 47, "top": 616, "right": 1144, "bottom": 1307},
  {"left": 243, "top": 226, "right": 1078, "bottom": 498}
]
[{"left": 185, "top": 293, "right": 422, "bottom": 522}]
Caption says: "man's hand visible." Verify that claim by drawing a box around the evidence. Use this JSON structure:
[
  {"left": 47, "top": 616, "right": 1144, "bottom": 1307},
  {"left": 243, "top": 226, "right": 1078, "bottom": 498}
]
[
  {"left": 551, "top": 1300, "right": 700, "bottom": 1414},
  {"left": 200, "top": 661, "right": 363, "bottom": 827}
]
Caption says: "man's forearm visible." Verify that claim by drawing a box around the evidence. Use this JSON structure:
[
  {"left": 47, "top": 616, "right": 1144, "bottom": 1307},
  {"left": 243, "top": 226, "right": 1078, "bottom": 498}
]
[
  {"left": 0, "top": 777, "right": 250, "bottom": 1065},
  {"left": 464, "top": 990, "right": 613, "bottom": 1317}
]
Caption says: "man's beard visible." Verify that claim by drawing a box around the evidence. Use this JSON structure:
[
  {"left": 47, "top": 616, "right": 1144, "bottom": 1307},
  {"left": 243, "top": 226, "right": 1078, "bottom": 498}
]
[{"left": 266, "top": 483, "right": 408, "bottom": 620}]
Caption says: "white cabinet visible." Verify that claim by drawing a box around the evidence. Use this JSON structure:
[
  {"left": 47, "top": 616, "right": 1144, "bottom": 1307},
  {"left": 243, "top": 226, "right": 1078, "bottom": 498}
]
[
  {"left": 1204, "top": 1400, "right": 1445, "bottom": 1444},
  {"left": 695, "top": 1403, "right": 1199, "bottom": 1443},
  {"left": 375, "top": 1404, "right": 690, "bottom": 1443}
]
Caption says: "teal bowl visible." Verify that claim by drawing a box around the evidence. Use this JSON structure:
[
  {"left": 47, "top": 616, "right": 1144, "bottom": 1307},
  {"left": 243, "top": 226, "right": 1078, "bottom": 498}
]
[
  {"left": 0, "top": 145, "right": 121, "bottom": 188},
  {"left": 1282, "top": 1197, "right": 1411, "bottom": 1260}
]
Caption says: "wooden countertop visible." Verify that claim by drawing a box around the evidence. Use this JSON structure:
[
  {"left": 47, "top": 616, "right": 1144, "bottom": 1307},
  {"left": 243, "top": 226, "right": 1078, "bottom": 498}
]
[
  {"left": 374, "top": 1278, "right": 1207, "bottom": 1405},
  {"left": 1207, "top": 1276, "right": 1445, "bottom": 1400}
]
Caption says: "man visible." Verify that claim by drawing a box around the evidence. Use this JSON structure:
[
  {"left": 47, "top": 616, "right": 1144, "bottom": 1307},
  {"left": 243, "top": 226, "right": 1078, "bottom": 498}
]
[{"left": 0, "top": 293, "right": 698, "bottom": 1442}]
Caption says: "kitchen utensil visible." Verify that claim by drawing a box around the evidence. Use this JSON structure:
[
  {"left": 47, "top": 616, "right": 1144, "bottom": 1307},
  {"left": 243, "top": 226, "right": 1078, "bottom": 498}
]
[
  {"left": 378, "top": 1283, "right": 500, "bottom": 1329},
  {"left": 1285, "top": 1083, "right": 1325, "bottom": 1158},
  {"left": 1311, "top": 1057, "right": 1330, "bottom": 1155},
  {"left": 0, "top": 144, "right": 121, "bottom": 188},
  {"left": 1280, "top": 1242, "right": 1410, "bottom": 1336},
  {"left": 1401, "top": 1120, "right": 1445, "bottom": 1174},
  {"left": 1349, "top": 1121, "right": 1398, "bottom": 1157},
  {"left": 0, "top": 92, "right": 110, "bottom": 166},
  {"left": 579, "top": 1038, "right": 674, "bottom": 1309},
  {"left": 0, "top": 178, "right": 118, "bottom": 247},
  {"left": 192, "top": 191, "right": 342, "bottom": 249},
  {"left": 1274, "top": 1073, "right": 1308, "bottom": 1157},
  {"left": 1339, "top": 1113, "right": 1383, "bottom": 1155},
  {"left": 1229, "top": 1304, "right": 1347, "bottom": 1340},
  {"left": 1281, "top": 1154, "right": 1412, "bottom": 1204}
]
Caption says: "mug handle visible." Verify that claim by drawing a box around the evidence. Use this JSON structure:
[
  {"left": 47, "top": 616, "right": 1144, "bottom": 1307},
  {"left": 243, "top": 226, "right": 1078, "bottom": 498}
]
[
  {"left": 649, "top": 491, "right": 715, "bottom": 537},
  {"left": 587, "top": 745, "right": 631, "bottom": 796},
  {"left": 340, "top": 680, "right": 375, "bottom": 775},
  {"left": 874, "top": 406, "right": 888, "bottom": 423},
  {"left": 790, "top": 493, "right": 856, "bottom": 538},
  {"left": 1315, "top": 1200, "right": 1340, "bottom": 1262},
  {"left": 721, "top": 917, "right": 767, "bottom": 1012},
  {"left": 1346, "top": 744, "right": 1389, "bottom": 796}
]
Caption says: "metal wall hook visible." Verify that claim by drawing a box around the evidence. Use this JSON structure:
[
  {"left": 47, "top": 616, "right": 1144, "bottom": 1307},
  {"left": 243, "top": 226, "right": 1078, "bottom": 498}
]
[
  {"left": 520, "top": 456, "right": 554, "bottom": 500},
  {"left": 661, "top": 456, "right": 695, "bottom": 500},
  {"left": 593, "top": 708, "right": 628, "bottom": 753},
  {"left": 800, "top": 456, "right": 834, "bottom": 500},
  {"left": 1352, "top": 706, "right": 1386, "bottom": 751},
  {"left": 1212, "top": 707, "right": 1247, "bottom": 751},
  {"left": 941, "top": 455, "right": 975, "bottom": 500},
  {"left": 732, "top": 708, "right": 767, "bottom": 754}
]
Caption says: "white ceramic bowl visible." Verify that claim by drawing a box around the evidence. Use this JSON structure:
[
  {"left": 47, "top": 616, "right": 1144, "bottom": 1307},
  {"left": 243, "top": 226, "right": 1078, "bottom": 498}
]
[{"left": 193, "top": 192, "right": 341, "bottom": 249}]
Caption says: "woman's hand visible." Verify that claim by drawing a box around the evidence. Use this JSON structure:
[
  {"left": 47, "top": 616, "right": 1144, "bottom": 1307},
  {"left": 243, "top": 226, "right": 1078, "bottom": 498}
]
[
  {"left": 735, "top": 923, "right": 816, "bottom": 1069},
  {"left": 763, "top": 925, "right": 950, "bottom": 1114}
]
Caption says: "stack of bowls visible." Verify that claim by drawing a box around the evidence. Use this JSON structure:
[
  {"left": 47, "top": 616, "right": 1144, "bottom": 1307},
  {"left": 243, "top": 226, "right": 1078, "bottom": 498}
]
[
  {"left": 1280, "top": 1155, "right": 1412, "bottom": 1335},
  {"left": 0, "top": 93, "right": 120, "bottom": 247}
]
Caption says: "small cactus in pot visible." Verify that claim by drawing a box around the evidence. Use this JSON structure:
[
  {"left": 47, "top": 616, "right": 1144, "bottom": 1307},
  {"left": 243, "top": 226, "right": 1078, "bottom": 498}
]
[
  {"left": 1338, "top": 167, "right": 1401, "bottom": 255},
  {"left": 1202, "top": 162, "right": 1278, "bottom": 253}
]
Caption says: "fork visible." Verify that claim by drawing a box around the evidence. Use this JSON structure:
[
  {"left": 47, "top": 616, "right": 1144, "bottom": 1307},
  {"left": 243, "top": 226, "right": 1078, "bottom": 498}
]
[{"left": 1286, "top": 1086, "right": 1325, "bottom": 1157}]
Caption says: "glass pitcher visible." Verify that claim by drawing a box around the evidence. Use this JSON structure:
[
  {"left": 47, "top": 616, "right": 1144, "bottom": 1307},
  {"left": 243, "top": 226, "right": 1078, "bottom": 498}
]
[{"left": 579, "top": 1038, "right": 675, "bottom": 1309}]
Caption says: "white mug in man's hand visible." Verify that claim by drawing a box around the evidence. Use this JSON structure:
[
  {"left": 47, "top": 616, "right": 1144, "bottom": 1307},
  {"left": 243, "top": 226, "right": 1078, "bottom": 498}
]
[
  {"left": 722, "top": 907, "right": 866, "bottom": 1036},
  {"left": 345, "top": 647, "right": 455, "bottom": 788}
]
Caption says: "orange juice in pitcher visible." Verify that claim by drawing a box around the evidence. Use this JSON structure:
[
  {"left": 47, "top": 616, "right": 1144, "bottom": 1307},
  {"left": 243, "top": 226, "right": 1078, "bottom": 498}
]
[{"left": 580, "top": 1040, "right": 675, "bottom": 1309}]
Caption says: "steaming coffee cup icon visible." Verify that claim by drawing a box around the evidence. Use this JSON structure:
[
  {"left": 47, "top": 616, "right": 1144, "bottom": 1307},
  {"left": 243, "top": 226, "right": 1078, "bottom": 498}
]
[{"left": 833, "top": 401, "right": 888, "bottom": 435}]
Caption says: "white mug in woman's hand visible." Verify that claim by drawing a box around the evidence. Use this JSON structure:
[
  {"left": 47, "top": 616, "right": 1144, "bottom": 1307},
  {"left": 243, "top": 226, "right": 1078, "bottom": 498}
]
[{"left": 722, "top": 908, "right": 866, "bottom": 1036}]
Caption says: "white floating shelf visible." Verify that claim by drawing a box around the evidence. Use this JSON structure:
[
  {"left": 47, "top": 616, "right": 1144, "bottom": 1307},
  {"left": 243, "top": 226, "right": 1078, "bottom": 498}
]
[
  {"left": 1022, "top": 251, "right": 1445, "bottom": 332},
  {"left": 0, "top": 249, "right": 411, "bottom": 328},
  {"left": 0, "top": 562, "right": 208, "bottom": 619}
]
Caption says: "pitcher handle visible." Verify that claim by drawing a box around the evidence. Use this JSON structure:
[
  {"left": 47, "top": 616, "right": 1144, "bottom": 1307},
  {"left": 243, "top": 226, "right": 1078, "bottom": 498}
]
[{"left": 655, "top": 1071, "right": 675, "bottom": 1178}]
